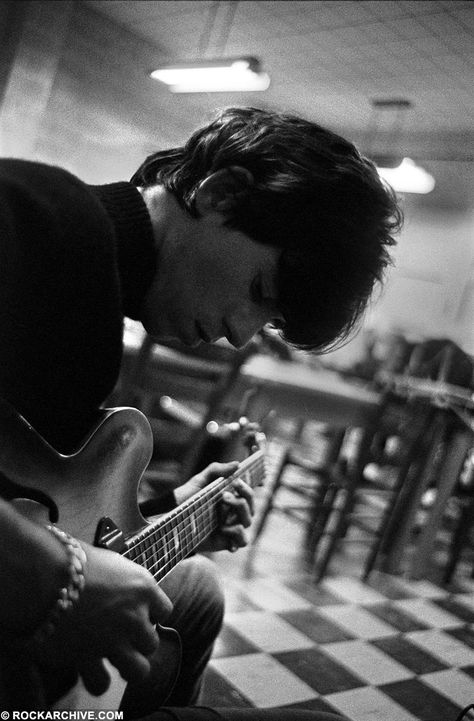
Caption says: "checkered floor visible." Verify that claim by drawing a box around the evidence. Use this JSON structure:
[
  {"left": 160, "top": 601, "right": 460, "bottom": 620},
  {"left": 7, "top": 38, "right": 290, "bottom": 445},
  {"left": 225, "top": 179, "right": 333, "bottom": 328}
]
[
  {"left": 202, "top": 567, "right": 474, "bottom": 720},
  {"left": 200, "top": 476, "right": 474, "bottom": 720}
]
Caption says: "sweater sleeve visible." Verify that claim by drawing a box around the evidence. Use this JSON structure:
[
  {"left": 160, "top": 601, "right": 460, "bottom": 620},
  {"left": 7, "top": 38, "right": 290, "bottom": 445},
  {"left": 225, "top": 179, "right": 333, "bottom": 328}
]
[{"left": 0, "top": 159, "right": 124, "bottom": 452}]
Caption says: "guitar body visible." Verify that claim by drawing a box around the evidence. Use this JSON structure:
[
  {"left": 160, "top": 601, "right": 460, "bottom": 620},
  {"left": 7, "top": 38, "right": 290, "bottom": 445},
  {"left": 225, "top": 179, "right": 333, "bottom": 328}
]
[{"left": 0, "top": 401, "right": 181, "bottom": 710}]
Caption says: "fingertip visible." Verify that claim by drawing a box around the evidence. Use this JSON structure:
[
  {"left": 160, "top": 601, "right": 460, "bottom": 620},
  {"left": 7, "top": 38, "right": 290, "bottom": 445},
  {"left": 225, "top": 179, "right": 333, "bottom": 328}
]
[
  {"left": 220, "top": 525, "right": 247, "bottom": 543},
  {"left": 164, "top": 590, "right": 174, "bottom": 613},
  {"left": 157, "top": 588, "right": 174, "bottom": 621},
  {"left": 111, "top": 651, "right": 152, "bottom": 685},
  {"left": 132, "top": 657, "right": 152, "bottom": 684},
  {"left": 151, "top": 592, "right": 173, "bottom": 623},
  {"left": 80, "top": 660, "right": 111, "bottom": 697}
]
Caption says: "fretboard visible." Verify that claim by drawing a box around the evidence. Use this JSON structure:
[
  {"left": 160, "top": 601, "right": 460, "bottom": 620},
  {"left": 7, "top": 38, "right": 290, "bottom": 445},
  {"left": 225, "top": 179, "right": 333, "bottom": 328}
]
[{"left": 122, "top": 449, "right": 265, "bottom": 582}]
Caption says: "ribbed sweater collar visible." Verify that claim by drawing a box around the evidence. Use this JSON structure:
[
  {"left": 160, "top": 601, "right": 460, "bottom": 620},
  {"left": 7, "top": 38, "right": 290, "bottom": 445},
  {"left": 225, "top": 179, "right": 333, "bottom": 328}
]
[{"left": 89, "top": 181, "right": 156, "bottom": 319}]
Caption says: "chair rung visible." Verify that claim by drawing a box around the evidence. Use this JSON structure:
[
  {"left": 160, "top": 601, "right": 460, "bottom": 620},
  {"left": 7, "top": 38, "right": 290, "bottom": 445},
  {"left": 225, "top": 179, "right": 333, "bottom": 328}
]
[
  {"left": 349, "top": 518, "right": 382, "bottom": 534},
  {"left": 287, "top": 456, "right": 331, "bottom": 473},
  {"left": 279, "top": 484, "right": 321, "bottom": 498}
]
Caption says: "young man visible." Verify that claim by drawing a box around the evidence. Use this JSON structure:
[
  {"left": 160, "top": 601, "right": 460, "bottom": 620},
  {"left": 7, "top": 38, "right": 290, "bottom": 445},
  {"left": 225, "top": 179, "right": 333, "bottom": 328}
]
[{"left": 0, "top": 107, "right": 401, "bottom": 719}]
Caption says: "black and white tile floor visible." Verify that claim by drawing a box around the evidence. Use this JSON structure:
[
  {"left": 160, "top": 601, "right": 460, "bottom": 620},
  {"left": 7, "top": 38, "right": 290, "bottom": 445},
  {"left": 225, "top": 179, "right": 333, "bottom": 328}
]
[{"left": 201, "top": 445, "right": 474, "bottom": 720}]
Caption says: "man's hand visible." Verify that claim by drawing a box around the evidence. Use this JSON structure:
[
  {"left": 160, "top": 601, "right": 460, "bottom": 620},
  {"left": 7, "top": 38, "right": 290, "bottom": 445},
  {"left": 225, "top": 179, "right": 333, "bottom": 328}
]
[
  {"left": 35, "top": 544, "right": 173, "bottom": 697},
  {"left": 175, "top": 461, "right": 255, "bottom": 553},
  {"left": 0, "top": 501, "right": 173, "bottom": 701}
]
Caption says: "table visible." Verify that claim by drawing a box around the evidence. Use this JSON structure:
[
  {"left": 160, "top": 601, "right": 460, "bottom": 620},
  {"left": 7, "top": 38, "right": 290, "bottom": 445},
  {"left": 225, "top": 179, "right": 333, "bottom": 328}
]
[
  {"left": 236, "top": 357, "right": 382, "bottom": 581},
  {"left": 236, "top": 356, "right": 381, "bottom": 428},
  {"left": 375, "top": 373, "right": 474, "bottom": 579}
]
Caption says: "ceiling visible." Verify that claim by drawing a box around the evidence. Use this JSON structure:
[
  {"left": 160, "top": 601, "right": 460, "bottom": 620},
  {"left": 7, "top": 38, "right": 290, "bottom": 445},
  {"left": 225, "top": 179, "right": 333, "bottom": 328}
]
[{"left": 84, "top": 0, "right": 474, "bottom": 163}]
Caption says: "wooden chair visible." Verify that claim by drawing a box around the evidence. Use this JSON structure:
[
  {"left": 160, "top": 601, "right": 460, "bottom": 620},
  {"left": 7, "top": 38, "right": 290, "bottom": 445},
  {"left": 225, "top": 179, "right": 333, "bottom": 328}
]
[
  {"left": 443, "top": 444, "right": 474, "bottom": 584},
  {"left": 238, "top": 358, "right": 382, "bottom": 581},
  {"left": 373, "top": 355, "right": 474, "bottom": 582},
  {"left": 295, "top": 392, "right": 439, "bottom": 582},
  {"left": 114, "top": 333, "right": 257, "bottom": 513},
  {"left": 246, "top": 422, "right": 347, "bottom": 574}
]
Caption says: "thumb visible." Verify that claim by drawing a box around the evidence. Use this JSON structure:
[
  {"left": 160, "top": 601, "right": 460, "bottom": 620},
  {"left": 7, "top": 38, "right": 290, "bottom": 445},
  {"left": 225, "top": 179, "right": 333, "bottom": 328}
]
[{"left": 206, "top": 461, "right": 239, "bottom": 481}]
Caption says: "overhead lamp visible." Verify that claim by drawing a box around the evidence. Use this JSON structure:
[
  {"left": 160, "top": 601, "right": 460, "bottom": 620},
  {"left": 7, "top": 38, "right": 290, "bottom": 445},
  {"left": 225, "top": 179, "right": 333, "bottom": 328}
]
[
  {"left": 367, "top": 98, "right": 436, "bottom": 195},
  {"left": 150, "top": 56, "right": 270, "bottom": 94},
  {"left": 376, "top": 157, "right": 436, "bottom": 194}
]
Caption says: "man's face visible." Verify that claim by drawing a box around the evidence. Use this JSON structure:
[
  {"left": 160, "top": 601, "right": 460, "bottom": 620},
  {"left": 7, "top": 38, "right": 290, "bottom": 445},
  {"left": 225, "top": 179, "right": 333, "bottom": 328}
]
[{"left": 141, "top": 213, "right": 283, "bottom": 349}]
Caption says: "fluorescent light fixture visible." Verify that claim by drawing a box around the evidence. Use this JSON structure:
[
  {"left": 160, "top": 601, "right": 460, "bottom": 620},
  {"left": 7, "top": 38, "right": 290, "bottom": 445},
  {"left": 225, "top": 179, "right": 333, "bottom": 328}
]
[
  {"left": 376, "top": 157, "right": 435, "bottom": 194},
  {"left": 150, "top": 56, "right": 270, "bottom": 93}
]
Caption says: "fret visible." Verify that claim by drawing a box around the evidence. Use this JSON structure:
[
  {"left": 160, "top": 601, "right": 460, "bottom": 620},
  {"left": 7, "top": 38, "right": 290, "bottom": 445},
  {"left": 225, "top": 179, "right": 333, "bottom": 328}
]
[
  {"left": 142, "top": 537, "right": 150, "bottom": 568},
  {"left": 135, "top": 539, "right": 146, "bottom": 567},
  {"left": 172, "top": 527, "right": 180, "bottom": 553},
  {"left": 193, "top": 502, "right": 208, "bottom": 550},
  {"left": 178, "top": 520, "right": 192, "bottom": 552},
  {"left": 144, "top": 533, "right": 155, "bottom": 573},
  {"left": 124, "top": 448, "right": 265, "bottom": 581},
  {"left": 161, "top": 534, "right": 170, "bottom": 565}
]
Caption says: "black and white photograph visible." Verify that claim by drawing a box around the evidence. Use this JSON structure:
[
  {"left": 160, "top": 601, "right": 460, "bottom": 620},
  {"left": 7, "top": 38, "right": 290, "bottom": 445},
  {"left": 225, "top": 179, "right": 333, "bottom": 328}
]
[{"left": 0, "top": 2, "right": 473, "bottom": 720}]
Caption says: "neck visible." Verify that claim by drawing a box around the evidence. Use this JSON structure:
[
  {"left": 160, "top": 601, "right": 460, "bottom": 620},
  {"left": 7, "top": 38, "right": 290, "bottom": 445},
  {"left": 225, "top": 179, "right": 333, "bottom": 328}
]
[
  {"left": 121, "top": 449, "right": 265, "bottom": 583},
  {"left": 137, "top": 185, "right": 169, "bottom": 253}
]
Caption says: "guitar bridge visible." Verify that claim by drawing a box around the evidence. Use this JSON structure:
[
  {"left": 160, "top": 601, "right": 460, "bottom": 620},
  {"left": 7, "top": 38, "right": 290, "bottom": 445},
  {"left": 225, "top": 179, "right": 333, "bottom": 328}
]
[{"left": 95, "top": 516, "right": 126, "bottom": 552}]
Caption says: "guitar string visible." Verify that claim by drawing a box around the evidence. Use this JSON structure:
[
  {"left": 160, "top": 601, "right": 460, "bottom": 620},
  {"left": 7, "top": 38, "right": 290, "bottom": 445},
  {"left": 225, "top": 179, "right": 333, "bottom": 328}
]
[
  {"left": 123, "top": 456, "right": 265, "bottom": 576},
  {"left": 124, "top": 452, "right": 264, "bottom": 556},
  {"left": 144, "top": 468, "right": 265, "bottom": 578},
  {"left": 124, "top": 455, "right": 265, "bottom": 572},
  {"left": 124, "top": 466, "right": 265, "bottom": 577},
  {"left": 150, "top": 514, "right": 221, "bottom": 581},
  {"left": 126, "top": 467, "right": 263, "bottom": 581},
  {"left": 127, "top": 482, "right": 226, "bottom": 567},
  {"left": 145, "top": 488, "right": 256, "bottom": 583}
]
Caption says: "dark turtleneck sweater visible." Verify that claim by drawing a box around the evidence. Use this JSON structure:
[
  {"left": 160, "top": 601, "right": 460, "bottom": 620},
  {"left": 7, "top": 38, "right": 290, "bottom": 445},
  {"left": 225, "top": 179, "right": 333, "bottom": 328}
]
[{"left": 0, "top": 159, "right": 156, "bottom": 453}]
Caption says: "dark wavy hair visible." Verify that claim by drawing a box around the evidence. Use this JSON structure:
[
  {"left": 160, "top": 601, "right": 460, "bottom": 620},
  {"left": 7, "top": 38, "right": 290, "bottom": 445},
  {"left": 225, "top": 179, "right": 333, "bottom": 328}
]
[{"left": 131, "top": 107, "right": 402, "bottom": 352}]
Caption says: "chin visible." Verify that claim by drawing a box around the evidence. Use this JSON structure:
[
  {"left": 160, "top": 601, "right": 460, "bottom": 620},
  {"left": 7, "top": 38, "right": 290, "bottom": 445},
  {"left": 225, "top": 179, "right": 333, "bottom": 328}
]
[{"left": 180, "top": 334, "right": 203, "bottom": 348}]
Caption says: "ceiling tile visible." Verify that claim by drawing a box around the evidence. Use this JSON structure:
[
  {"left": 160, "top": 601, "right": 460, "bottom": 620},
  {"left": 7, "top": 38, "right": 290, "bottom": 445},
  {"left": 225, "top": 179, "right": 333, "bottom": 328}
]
[{"left": 83, "top": 0, "right": 474, "bottom": 162}]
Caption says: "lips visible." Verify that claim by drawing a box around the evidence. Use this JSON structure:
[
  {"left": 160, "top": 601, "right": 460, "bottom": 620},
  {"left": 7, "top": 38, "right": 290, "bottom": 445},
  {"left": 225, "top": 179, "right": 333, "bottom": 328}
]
[
  {"left": 222, "top": 320, "right": 242, "bottom": 348},
  {"left": 196, "top": 321, "right": 212, "bottom": 343},
  {"left": 196, "top": 319, "right": 243, "bottom": 347}
]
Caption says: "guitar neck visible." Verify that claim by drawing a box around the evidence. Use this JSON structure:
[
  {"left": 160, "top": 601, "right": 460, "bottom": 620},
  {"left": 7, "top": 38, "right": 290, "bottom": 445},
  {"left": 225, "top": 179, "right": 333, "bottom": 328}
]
[{"left": 122, "top": 449, "right": 265, "bottom": 582}]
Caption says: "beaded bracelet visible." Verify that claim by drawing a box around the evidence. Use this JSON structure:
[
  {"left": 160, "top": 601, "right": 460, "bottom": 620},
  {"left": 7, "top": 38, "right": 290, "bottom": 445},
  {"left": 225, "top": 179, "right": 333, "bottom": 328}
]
[{"left": 32, "top": 525, "right": 87, "bottom": 644}]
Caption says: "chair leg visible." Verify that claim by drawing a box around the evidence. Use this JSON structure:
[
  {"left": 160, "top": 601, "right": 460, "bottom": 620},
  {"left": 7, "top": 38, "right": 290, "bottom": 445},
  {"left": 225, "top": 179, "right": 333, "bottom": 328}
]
[
  {"left": 410, "top": 430, "right": 472, "bottom": 579},
  {"left": 313, "top": 479, "right": 353, "bottom": 582},
  {"left": 362, "top": 458, "right": 420, "bottom": 580},
  {"left": 243, "top": 445, "right": 290, "bottom": 577},
  {"left": 305, "top": 431, "right": 347, "bottom": 568},
  {"left": 248, "top": 446, "right": 289, "bottom": 547},
  {"left": 377, "top": 411, "right": 441, "bottom": 575},
  {"left": 304, "top": 472, "right": 335, "bottom": 564},
  {"left": 443, "top": 496, "right": 474, "bottom": 585}
]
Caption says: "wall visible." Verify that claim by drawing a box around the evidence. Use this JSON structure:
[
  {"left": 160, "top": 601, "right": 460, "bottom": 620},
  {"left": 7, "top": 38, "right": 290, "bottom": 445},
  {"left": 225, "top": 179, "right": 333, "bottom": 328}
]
[
  {"left": 0, "top": 0, "right": 199, "bottom": 182},
  {"left": 368, "top": 201, "right": 474, "bottom": 354},
  {"left": 325, "top": 162, "right": 474, "bottom": 368}
]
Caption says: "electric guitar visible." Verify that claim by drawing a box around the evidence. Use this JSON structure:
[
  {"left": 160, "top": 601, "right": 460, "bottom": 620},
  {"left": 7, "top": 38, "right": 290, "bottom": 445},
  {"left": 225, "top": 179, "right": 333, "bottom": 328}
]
[{"left": 0, "top": 399, "right": 266, "bottom": 710}]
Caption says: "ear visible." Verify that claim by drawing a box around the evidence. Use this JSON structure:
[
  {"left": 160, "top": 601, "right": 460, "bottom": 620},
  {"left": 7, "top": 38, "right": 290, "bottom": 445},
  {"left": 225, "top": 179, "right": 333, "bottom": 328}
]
[{"left": 194, "top": 166, "right": 253, "bottom": 218}]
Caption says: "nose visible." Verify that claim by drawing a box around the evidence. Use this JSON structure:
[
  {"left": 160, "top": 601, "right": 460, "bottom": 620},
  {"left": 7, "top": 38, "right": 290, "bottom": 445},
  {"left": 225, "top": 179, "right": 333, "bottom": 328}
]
[{"left": 226, "top": 307, "right": 270, "bottom": 348}]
